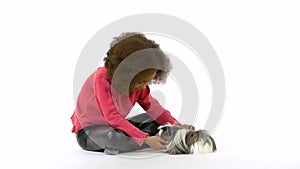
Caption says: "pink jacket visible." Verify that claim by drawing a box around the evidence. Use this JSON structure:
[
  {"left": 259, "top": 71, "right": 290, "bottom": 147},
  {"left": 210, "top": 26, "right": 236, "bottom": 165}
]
[{"left": 71, "top": 67, "right": 179, "bottom": 146}]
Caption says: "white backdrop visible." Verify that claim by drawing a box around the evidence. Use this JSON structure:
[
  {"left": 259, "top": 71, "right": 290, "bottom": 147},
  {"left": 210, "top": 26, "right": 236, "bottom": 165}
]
[{"left": 0, "top": 0, "right": 299, "bottom": 169}]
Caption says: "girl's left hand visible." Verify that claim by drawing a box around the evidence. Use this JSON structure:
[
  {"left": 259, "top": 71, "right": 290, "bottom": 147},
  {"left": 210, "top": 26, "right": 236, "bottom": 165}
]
[{"left": 178, "top": 124, "right": 195, "bottom": 131}]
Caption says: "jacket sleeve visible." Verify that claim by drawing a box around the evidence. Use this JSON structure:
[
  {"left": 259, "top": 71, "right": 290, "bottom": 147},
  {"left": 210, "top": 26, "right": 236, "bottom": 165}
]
[
  {"left": 94, "top": 78, "right": 149, "bottom": 146},
  {"left": 137, "top": 86, "right": 181, "bottom": 125}
]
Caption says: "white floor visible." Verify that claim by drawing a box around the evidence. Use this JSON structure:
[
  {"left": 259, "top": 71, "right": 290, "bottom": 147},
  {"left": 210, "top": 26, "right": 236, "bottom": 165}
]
[{"left": 3, "top": 128, "right": 298, "bottom": 169}]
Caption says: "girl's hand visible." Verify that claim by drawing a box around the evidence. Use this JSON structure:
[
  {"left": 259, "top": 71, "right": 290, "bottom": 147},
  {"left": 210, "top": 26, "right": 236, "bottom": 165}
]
[
  {"left": 178, "top": 124, "right": 195, "bottom": 131},
  {"left": 144, "top": 136, "right": 168, "bottom": 150}
]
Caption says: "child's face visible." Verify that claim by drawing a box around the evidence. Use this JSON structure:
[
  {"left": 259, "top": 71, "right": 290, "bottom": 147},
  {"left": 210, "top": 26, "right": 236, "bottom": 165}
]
[{"left": 129, "top": 70, "right": 157, "bottom": 93}]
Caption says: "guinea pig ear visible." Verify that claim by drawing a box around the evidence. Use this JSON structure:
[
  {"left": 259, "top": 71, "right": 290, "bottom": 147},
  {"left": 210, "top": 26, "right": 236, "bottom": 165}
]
[{"left": 185, "top": 131, "right": 199, "bottom": 146}]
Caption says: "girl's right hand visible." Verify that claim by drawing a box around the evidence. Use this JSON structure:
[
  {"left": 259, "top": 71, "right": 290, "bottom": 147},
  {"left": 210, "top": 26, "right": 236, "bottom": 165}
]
[{"left": 144, "top": 136, "right": 168, "bottom": 150}]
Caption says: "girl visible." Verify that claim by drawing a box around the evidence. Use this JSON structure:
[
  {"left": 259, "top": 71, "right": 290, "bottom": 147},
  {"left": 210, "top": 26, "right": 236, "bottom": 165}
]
[{"left": 71, "top": 32, "right": 194, "bottom": 154}]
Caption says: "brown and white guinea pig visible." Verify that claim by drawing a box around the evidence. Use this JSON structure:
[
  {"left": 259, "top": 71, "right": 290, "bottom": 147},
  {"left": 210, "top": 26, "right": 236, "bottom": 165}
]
[{"left": 158, "top": 124, "right": 217, "bottom": 155}]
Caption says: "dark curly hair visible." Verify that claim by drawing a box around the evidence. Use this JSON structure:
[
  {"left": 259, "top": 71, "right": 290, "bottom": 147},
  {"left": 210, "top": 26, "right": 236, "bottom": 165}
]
[{"left": 104, "top": 32, "right": 172, "bottom": 92}]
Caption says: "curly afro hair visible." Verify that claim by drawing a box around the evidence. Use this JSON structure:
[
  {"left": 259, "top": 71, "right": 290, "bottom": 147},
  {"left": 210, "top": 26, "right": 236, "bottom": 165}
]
[{"left": 104, "top": 32, "right": 172, "bottom": 91}]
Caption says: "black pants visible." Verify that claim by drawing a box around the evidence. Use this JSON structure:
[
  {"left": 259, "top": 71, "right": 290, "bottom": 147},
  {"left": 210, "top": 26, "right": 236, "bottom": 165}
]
[{"left": 76, "top": 113, "right": 160, "bottom": 154}]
